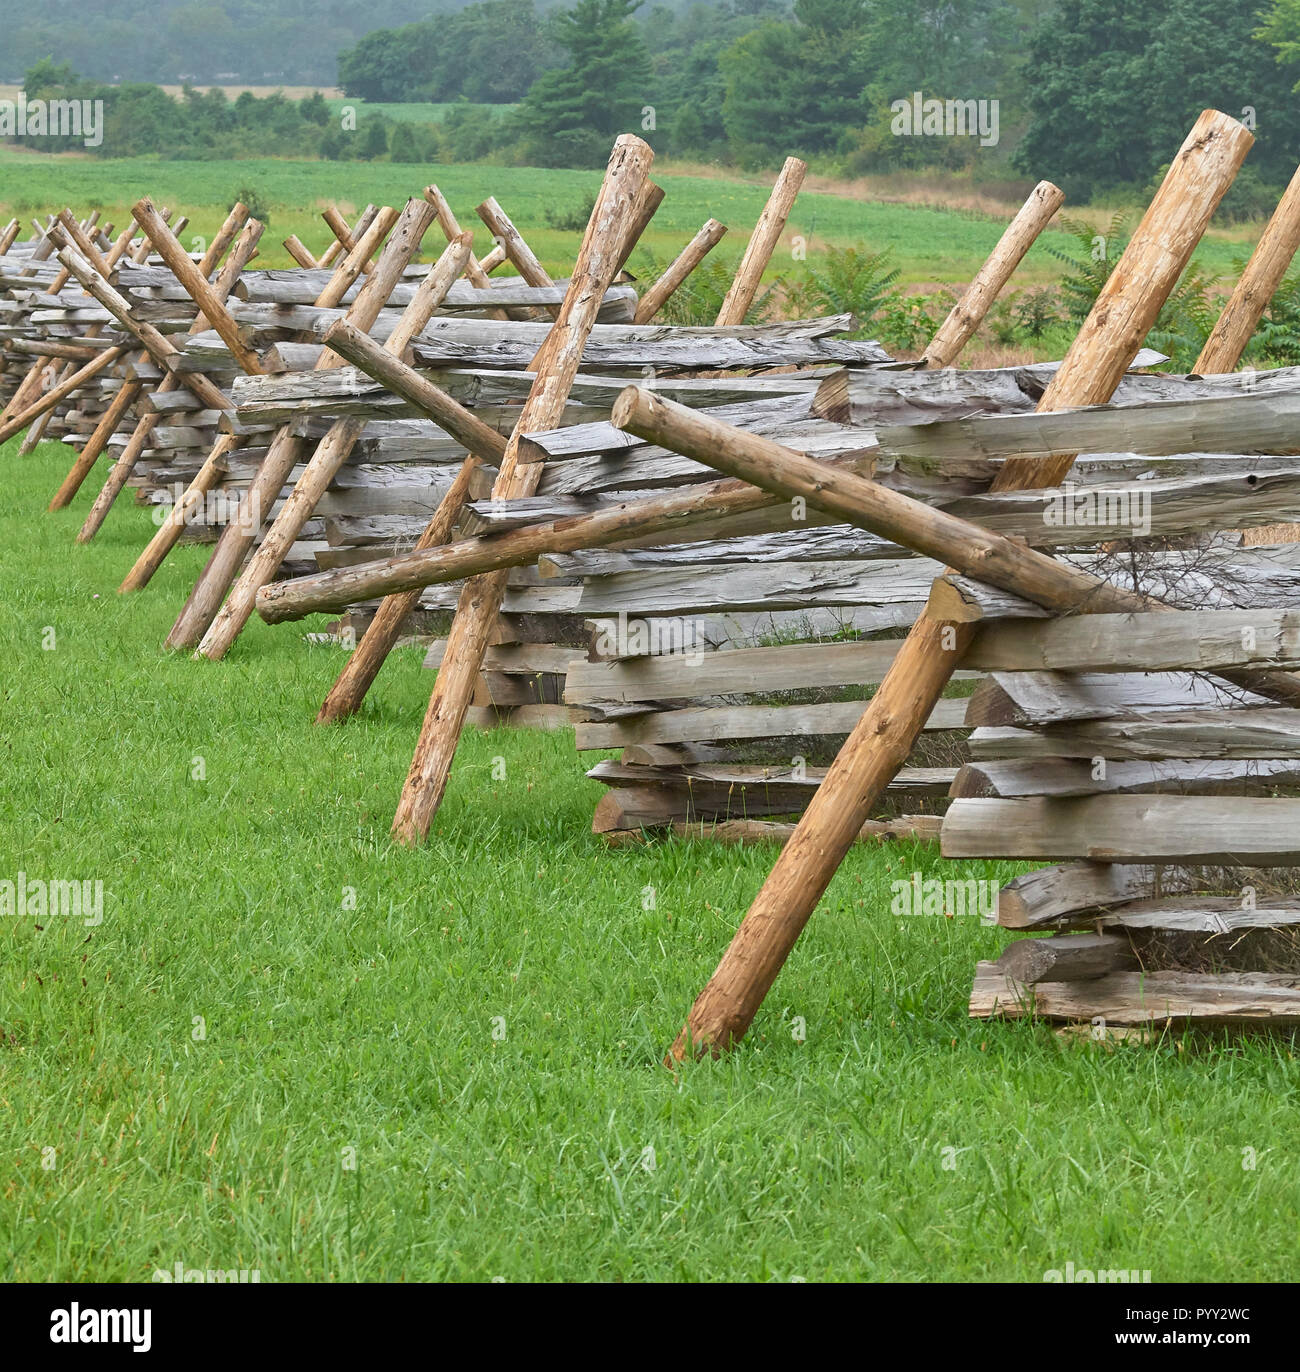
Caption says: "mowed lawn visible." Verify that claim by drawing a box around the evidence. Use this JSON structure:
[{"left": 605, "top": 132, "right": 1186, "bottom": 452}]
[{"left": 2, "top": 440, "right": 1298, "bottom": 1282}]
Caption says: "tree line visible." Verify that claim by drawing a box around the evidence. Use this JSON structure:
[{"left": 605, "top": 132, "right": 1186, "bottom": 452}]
[
  {"left": 340, "top": 0, "right": 1300, "bottom": 204},
  {"left": 9, "top": 0, "right": 1300, "bottom": 211}
]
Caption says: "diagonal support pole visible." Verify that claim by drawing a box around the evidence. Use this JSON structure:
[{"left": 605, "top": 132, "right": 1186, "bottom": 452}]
[
  {"left": 390, "top": 133, "right": 655, "bottom": 846},
  {"left": 662, "top": 108, "right": 1254, "bottom": 1060}
]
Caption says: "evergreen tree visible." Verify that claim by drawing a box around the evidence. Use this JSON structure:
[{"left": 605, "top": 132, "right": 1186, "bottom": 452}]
[
  {"left": 720, "top": 0, "right": 874, "bottom": 163},
  {"left": 515, "top": 0, "right": 653, "bottom": 168}
]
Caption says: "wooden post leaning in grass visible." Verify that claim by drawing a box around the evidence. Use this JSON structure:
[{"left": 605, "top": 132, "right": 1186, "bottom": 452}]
[
  {"left": 1196, "top": 161, "right": 1300, "bottom": 373},
  {"left": 77, "top": 217, "right": 265, "bottom": 539},
  {"left": 0, "top": 344, "right": 128, "bottom": 446},
  {"left": 0, "top": 219, "right": 20, "bottom": 255},
  {"left": 131, "top": 197, "right": 264, "bottom": 375},
  {"left": 118, "top": 433, "right": 244, "bottom": 593},
  {"left": 163, "top": 203, "right": 411, "bottom": 651},
  {"left": 424, "top": 186, "right": 511, "bottom": 322},
  {"left": 284, "top": 235, "right": 319, "bottom": 269},
  {"left": 50, "top": 203, "right": 255, "bottom": 512},
  {"left": 312, "top": 319, "right": 511, "bottom": 464},
  {"left": 390, "top": 133, "right": 656, "bottom": 846},
  {"left": 316, "top": 454, "right": 483, "bottom": 724},
  {"left": 195, "top": 222, "right": 467, "bottom": 660},
  {"left": 121, "top": 210, "right": 396, "bottom": 598},
  {"left": 921, "top": 181, "right": 1064, "bottom": 368},
  {"left": 664, "top": 109, "right": 1254, "bottom": 1060},
  {"left": 634, "top": 219, "right": 728, "bottom": 323},
  {"left": 715, "top": 156, "right": 806, "bottom": 326},
  {"left": 47, "top": 374, "right": 142, "bottom": 509}
]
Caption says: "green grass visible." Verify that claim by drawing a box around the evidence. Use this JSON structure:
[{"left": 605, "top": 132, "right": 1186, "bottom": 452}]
[
  {"left": 4, "top": 439, "right": 1300, "bottom": 1280},
  {"left": 0, "top": 148, "right": 1262, "bottom": 287},
  {"left": 323, "top": 99, "right": 517, "bottom": 125}
]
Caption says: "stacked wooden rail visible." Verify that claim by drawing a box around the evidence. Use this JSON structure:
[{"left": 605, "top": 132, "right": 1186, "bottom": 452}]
[{"left": 230, "top": 316, "right": 893, "bottom": 726}]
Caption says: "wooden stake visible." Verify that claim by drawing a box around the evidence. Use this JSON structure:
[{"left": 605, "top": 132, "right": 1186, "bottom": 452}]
[
  {"left": 476, "top": 196, "right": 554, "bottom": 291},
  {"left": 131, "top": 197, "right": 264, "bottom": 375},
  {"left": 715, "top": 157, "right": 805, "bottom": 326},
  {"left": 318, "top": 205, "right": 376, "bottom": 269},
  {"left": 617, "top": 181, "right": 665, "bottom": 270},
  {"left": 476, "top": 194, "right": 559, "bottom": 322},
  {"left": 666, "top": 109, "right": 1253, "bottom": 1059},
  {"left": 922, "top": 181, "right": 1064, "bottom": 367},
  {"left": 1200, "top": 164, "right": 1300, "bottom": 546},
  {"left": 634, "top": 218, "right": 727, "bottom": 323},
  {"left": 121, "top": 210, "right": 393, "bottom": 596},
  {"left": 284, "top": 235, "right": 318, "bottom": 269},
  {"left": 77, "top": 217, "right": 265, "bottom": 540},
  {"left": 390, "top": 134, "right": 655, "bottom": 846},
  {"left": 316, "top": 455, "right": 482, "bottom": 724},
  {"left": 1196, "top": 162, "right": 1300, "bottom": 373},
  {"left": 162, "top": 202, "right": 414, "bottom": 650},
  {"left": 195, "top": 223, "right": 466, "bottom": 660},
  {"left": 424, "top": 186, "right": 511, "bottom": 321},
  {"left": 118, "top": 433, "right": 243, "bottom": 593},
  {"left": 47, "top": 376, "right": 141, "bottom": 509}
]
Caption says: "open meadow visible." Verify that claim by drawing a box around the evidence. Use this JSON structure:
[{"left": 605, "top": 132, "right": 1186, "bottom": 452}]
[{"left": 0, "top": 147, "right": 1268, "bottom": 287}]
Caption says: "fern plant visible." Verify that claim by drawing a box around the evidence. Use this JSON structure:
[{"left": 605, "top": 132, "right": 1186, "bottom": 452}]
[
  {"left": 1146, "top": 262, "right": 1222, "bottom": 370},
  {"left": 789, "top": 244, "right": 902, "bottom": 338},
  {"left": 1047, "top": 212, "right": 1130, "bottom": 323},
  {"left": 1247, "top": 267, "right": 1300, "bottom": 367},
  {"left": 629, "top": 251, "right": 773, "bottom": 325}
]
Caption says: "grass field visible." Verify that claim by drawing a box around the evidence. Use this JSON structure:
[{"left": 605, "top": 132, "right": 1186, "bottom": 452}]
[
  {"left": 0, "top": 147, "right": 1266, "bottom": 289},
  {"left": 3, "top": 438, "right": 1299, "bottom": 1282}
]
